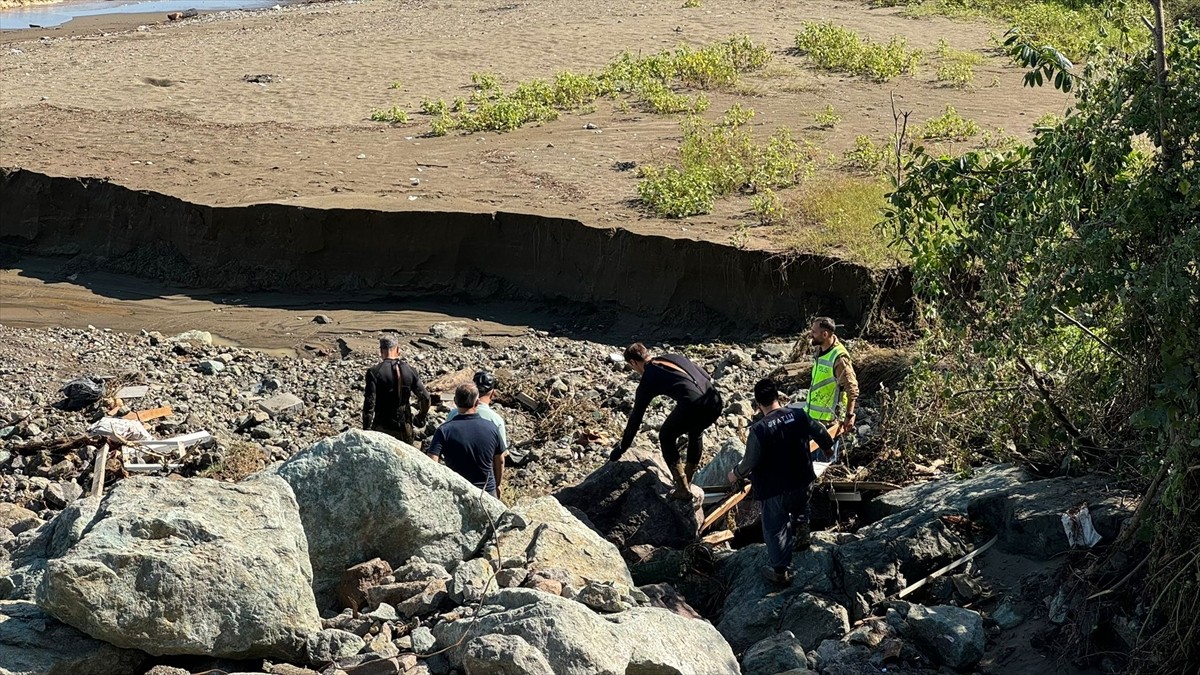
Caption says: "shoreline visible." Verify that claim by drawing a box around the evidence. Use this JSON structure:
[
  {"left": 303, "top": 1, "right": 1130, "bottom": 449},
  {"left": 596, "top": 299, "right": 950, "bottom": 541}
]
[{"left": 0, "top": 0, "right": 315, "bottom": 40}]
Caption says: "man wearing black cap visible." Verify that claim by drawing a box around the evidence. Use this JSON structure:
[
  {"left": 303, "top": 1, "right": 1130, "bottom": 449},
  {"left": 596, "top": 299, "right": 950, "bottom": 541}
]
[
  {"left": 728, "top": 378, "right": 833, "bottom": 585},
  {"left": 447, "top": 371, "right": 507, "bottom": 453},
  {"left": 363, "top": 335, "right": 430, "bottom": 444}
]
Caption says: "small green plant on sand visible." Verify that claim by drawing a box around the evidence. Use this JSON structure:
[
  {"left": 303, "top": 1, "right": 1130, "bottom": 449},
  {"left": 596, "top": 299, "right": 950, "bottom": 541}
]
[
  {"left": 916, "top": 105, "right": 980, "bottom": 140},
  {"left": 843, "top": 135, "right": 890, "bottom": 174},
  {"left": 683, "top": 0, "right": 701, "bottom": 7},
  {"left": 750, "top": 188, "right": 785, "bottom": 226},
  {"left": 388, "top": 80, "right": 402, "bottom": 89},
  {"left": 814, "top": 104, "right": 841, "bottom": 129},
  {"left": 370, "top": 106, "right": 409, "bottom": 124}
]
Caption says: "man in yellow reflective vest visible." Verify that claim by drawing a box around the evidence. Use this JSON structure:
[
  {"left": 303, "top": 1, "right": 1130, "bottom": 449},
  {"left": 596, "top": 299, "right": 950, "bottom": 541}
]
[{"left": 804, "top": 317, "right": 859, "bottom": 453}]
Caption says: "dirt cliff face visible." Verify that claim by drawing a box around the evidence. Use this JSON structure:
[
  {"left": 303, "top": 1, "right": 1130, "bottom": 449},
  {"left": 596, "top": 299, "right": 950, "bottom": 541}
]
[{"left": 0, "top": 168, "right": 910, "bottom": 334}]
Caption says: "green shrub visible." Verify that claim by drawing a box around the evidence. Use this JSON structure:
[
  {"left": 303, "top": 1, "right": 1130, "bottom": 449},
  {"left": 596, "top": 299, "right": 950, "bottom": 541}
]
[
  {"left": 683, "top": 0, "right": 701, "bottom": 8},
  {"left": 751, "top": 188, "right": 785, "bottom": 226},
  {"left": 794, "top": 22, "right": 922, "bottom": 82},
  {"left": 844, "top": 135, "right": 891, "bottom": 174},
  {"left": 637, "top": 166, "right": 715, "bottom": 218},
  {"left": 814, "top": 104, "right": 841, "bottom": 129},
  {"left": 388, "top": 80, "right": 403, "bottom": 90},
  {"left": 420, "top": 98, "right": 449, "bottom": 116},
  {"left": 917, "top": 105, "right": 981, "bottom": 140},
  {"left": 937, "top": 61, "right": 975, "bottom": 87},
  {"left": 370, "top": 106, "right": 409, "bottom": 123},
  {"left": 639, "top": 109, "right": 814, "bottom": 217},
  {"left": 471, "top": 72, "right": 501, "bottom": 91}
]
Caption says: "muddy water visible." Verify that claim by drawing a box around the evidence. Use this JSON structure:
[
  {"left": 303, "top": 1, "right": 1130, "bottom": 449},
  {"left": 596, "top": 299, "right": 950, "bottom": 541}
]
[{"left": 0, "top": 259, "right": 542, "bottom": 354}]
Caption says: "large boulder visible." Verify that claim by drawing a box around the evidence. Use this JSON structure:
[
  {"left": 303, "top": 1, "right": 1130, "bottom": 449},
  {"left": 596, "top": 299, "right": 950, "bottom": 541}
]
[
  {"left": 837, "top": 466, "right": 1031, "bottom": 620},
  {"left": 692, "top": 438, "right": 746, "bottom": 490},
  {"left": 2, "top": 497, "right": 101, "bottom": 601},
  {"left": 555, "top": 447, "right": 703, "bottom": 550},
  {"left": 0, "top": 600, "right": 146, "bottom": 675},
  {"left": 38, "top": 475, "right": 320, "bottom": 659},
  {"left": 491, "top": 497, "right": 634, "bottom": 590},
  {"left": 432, "top": 588, "right": 739, "bottom": 675},
  {"left": 273, "top": 430, "right": 505, "bottom": 607},
  {"left": 717, "top": 533, "right": 850, "bottom": 652},
  {"left": 968, "top": 473, "right": 1132, "bottom": 560},
  {"left": 462, "top": 634, "right": 555, "bottom": 675},
  {"left": 899, "top": 603, "right": 985, "bottom": 668},
  {"left": 742, "top": 631, "right": 809, "bottom": 675}
]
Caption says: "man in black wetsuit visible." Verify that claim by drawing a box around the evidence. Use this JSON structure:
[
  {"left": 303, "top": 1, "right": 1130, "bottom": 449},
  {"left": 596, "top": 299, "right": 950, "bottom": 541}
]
[
  {"left": 609, "top": 342, "right": 723, "bottom": 500},
  {"left": 363, "top": 336, "right": 430, "bottom": 444}
]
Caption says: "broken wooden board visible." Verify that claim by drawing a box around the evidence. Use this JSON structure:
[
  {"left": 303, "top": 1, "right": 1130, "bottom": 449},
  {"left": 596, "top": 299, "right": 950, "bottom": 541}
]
[
  {"left": 122, "top": 406, "right": 173, "bottom": 423},
  {"left": 700, "top": 483, "right": 752, "bottom": 533},
  {"left": 701, "top": 530, "right": 734, "bottom": 546},
  {"left": 895, "top": 535, "right": 999, "bottom": 599}
]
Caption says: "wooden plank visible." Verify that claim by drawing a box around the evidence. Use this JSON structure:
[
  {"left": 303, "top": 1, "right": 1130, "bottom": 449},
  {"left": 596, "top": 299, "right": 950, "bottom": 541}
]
[
  {"left": 701, "top": 530, "right": 734, "bottom": 546},
  {"left": 89, "top": 443, "right": 109, "bottom": 498},
  {"left": 700, "top": 483, "right": 751, "bottom": 533},
  {"left": 122, "top": 406, "right": 172, "bottom": 423},
  {"left": 827, "top": 480, "right": 903, "bottom": 492},
  {"left": 895, "top": 535, "right": 999, "bottom": 599}
]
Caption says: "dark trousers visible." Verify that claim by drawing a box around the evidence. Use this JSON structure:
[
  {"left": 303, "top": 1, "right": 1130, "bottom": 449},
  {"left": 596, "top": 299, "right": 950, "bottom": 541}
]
[
  {"left": 660, "top": 389, "right": 723, "bottom": 465},
  {"left": 372, "top": 422, "right": 414, "bottom": 445},
  {"left": 760, "top": 485, "right": 812, "bottom": 570}
]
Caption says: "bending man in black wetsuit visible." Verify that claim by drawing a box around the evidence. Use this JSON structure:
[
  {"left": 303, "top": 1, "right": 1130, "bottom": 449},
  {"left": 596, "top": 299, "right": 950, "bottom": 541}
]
[
  {"left": 609, "top": 342, "right": 723, "bottom": 500},
  {"left": 363, "top": 335, "right": 430, "bottom": 445}
]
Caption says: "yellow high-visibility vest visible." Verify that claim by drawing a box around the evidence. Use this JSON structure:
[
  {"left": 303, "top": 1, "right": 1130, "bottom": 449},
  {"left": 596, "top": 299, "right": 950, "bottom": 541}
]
[{"left": 806, "top": 342, "right": 849, "bottom": 422}]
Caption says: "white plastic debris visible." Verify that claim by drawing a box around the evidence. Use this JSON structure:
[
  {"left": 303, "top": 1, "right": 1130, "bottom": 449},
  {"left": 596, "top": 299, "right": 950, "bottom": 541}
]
[
  {"left": 87, "top": 417, "right": 152, "bottom": 443},
  {"left": 1061, "top": 503, "right": 1102, "bottom": 548}
]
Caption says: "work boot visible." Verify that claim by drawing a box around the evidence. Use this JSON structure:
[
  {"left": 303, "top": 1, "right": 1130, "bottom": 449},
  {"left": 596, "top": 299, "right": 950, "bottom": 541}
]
[
  {"left": 761, "top": 566, "right": 793, "bottom": 586},
  {"left": 668, "top": 462, "right": 692, "bottom": 501},
  {"left": 793, "top": 520, "right": 812, "bottom": 551}
]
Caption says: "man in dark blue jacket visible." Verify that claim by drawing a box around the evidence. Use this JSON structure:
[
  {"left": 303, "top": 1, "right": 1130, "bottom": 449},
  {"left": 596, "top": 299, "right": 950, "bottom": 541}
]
[{"left": 729, "top": 378, "right": 833, "bottom": 585}]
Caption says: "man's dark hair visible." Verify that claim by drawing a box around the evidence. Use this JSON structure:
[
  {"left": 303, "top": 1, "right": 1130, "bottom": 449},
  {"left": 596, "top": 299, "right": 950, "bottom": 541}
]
[
  {"left": 812, "top": 317, "right": 837, "bottom": 334},
  {"left": 624, "top": 342, "right": 650, "bottom": 363},
  {"left": 753, "top": 378, "right": 781, "bottom": 407},
  {"left": 454, "top": 383, "right": 479, "bottom": 410}
]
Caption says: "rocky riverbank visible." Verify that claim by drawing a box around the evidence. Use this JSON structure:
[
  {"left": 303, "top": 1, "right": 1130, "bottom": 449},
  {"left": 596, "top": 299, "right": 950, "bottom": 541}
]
[{"left": 0, "top": 322, "right": 1134, "bottom": 674}]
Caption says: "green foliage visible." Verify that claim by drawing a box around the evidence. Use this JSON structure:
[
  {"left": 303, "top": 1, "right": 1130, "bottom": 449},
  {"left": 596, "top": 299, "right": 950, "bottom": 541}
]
[
  {"left": 794, "top": 22, "right": 923, "bottom": 82},
  {"left": 936, "top": 61, "right": 976, "bottom": 87},
  {"left": 844, "top": 135, "right": 891, "bottom": 174},
  {"left": 638, "top": 109, "right": 815, "bottom": 217},
  {"left": 916, "top": 105, "right": 980, "bottom": 140},
  {"left": 683, "top": 0, "right": 700, "bottom": 7},
  {"left": 884, "top": 25, "right": 1199, "bottom": 670},
  {"left": 1033, "top": 111, "right": 1062, "bottom": 129},
  {"left": 388, "top": 80, "right": 403, "bottom": 90},
  {"left": 881, "top": 0, "right": 1146, "bottom": 61},
  {"left": 384, "top": 36, "right": 770, "bottom": 134},
  {"left": 750, "top": 188, "right": 785, "bottom": 226},
  {"left": 369, "top": 106, "right": 409, "bottom": 123},
  {"left": 420, "top": 98, "right": 449, "bottom": 116},
  {"left": 815, "top": 104, "right": 841, "bottom": 129}
]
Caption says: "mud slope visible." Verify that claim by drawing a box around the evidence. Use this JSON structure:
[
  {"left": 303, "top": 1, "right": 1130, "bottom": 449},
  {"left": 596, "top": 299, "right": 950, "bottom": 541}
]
[{"left": 0, "top": 168, "right": 909, "bottom": 334}]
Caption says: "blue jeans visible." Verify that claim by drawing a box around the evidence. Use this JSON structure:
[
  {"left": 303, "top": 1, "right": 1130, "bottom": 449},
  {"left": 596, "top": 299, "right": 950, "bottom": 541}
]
[{"left": 760, "top": 487, "right": 811, "bottom": 571}]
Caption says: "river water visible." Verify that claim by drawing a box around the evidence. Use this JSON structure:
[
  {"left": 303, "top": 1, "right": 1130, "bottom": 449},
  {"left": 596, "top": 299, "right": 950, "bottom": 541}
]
[{"left": 0, "top": 0, "right": 282, "bottom": 30}]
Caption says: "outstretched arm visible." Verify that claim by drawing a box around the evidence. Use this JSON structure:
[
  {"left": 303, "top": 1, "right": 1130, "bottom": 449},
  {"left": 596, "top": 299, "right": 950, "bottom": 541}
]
[{"left": 362, "top": 370, "right": 376, "bottom": 429}]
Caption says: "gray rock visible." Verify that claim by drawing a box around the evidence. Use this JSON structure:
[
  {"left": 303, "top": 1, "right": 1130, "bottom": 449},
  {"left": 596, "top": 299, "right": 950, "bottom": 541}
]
[
  {"left": 175, "top": 330, "right": 213, "bottom": 345},
  {"left": 717, "top": 535, "right": 849, "bottom": 651},
  {"left": 392, "top": 557, "right": 450, "bottom": 583},
  {"left": 724, "top": 400, "right": 755, "bottom": 418},
  {"left": 449, "top": 557, "right": 494, "bottom": 605},
  {"left": 396, "top": 578, "right": 447, "bottom": 618},
  {"left": 366, "top": 602, "right": 398, "bottom": 622},
  {"left": 197, "top": 360, "right": 225, "bottom": 375},
  {"left": 493, "top": 497, "right": 633, "bottom": 590},
  {"left": 576, "top": 581, "right": 629, "bottom": 613},
  {"left": 743, "top": 631, "right": 808, "bottom": 675},
  {"left": 495, "top": 567, "right": 527, "bottom": 588},
  {"left": 429, "top": 322, "right": 469, "bottom": 340},
  {"left": 272, "top": 430, "right": 504, "bottom": 607},
  {"left": 463, "top": 634, "right": 554, "bottom": 675},
  {"left": 555, "top": 447, "right": 703, "bottom": 550},
  {"left": 992, "top": 598, "right": 1025, "bottom": 629},
  {"left": 43, "top": 482, "right": 83, "bottom": 509},
  {"left": 900, "top": 604, "right": 985, "bottom": 668},
  {"left": 258, "top": 393, "right": 306, "bottom": 419},
  {"left": 39, "top": 475, "right": 320, "bottom": 659},
  {"left": 0, "top": 600, "right": 145, "bottom": 675},
  {"left": 410, "top": 626, "right": 435, "bottom": 654},
  {"left": 692, "top": 438, "right": 746, "bottom": 490},
  {"left": 306, "top": 628, "right": 365, "bottom": 663},
  {"left": 433, "top": 589, "right": 738, "bottom": 675},
  {"left": 0, "top": 504, "right": 40, "bottom": 536},
  {"left": 313, "top": 315, "right": 333, "bottom": 324}
]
